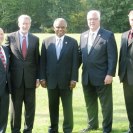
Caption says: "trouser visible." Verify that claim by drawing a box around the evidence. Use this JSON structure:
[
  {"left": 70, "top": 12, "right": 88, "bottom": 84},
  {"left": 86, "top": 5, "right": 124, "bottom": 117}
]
[
  {"left": 83, "top": 82, "right": 113, "bottom": 133},
  {"left": 10, "top": 78, "right": 35, "bottom": 133},
  {"left": 0, "top": 85, "right": 9, "bottom": 133},
  {"left": 123, "top": 82, "right": 133, "bottom": 132},
  {"left": 47, "top": 86, "right": 73, "bottom": 133}
]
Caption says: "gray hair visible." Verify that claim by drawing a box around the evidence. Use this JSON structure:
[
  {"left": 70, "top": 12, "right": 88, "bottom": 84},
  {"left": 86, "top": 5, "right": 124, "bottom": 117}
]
[
  {"left": 18, "top": 14, "right": 31, "bottom": 23},
  {"left": 53, "top": 18, "right": 67, "bottom": 28},
  {"left": 87, "top": 10, "right": 101, "bottom": 20}
]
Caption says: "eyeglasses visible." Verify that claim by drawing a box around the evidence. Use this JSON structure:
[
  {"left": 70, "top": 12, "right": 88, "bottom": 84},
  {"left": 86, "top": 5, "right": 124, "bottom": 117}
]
[
  {"left": 55, "top": 26, "right": 66, "bottom": 29},
  {"left": 87, "top": 18, "right": 99, "bottom": 21}
]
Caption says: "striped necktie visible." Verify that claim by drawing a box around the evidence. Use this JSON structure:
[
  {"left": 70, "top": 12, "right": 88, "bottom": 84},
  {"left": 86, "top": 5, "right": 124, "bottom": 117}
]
[
  {"left": 0, "top": 47, "right": 6, "bottom": 69},
  {"left": 56, "top": 38, "right": 62, "bottom": 59}
]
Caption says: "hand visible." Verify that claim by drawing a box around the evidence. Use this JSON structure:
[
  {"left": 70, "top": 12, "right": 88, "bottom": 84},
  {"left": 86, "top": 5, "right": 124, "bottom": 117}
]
[
  {"left": 69, "top": 81, "right": 76, "bottom": 90},
  {"left": 104, "top": 75, "right": 113, "bottom": 85},
  {"left": 36, "top": 79, "right": 40, "bottom": 88},
  {"left": 40, "top": 80, "right": 47, "bottom": 88}
]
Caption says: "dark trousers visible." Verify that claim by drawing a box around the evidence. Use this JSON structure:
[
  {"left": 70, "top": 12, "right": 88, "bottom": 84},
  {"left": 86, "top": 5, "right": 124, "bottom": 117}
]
[
  {"left": 47, "top": 87, "right": 73, "bottom": 133},
  {"left": 82, "top": 82, "right": 113, "bottom": 133},
  {"left": 0, "top": 85, "right": 9, "bottom": 133},
  {"left": 123, "top": 82, "right": 133, "bottom": 132},
  {"left": 10, "top": 78, "right": 35, "bottom": 133}
]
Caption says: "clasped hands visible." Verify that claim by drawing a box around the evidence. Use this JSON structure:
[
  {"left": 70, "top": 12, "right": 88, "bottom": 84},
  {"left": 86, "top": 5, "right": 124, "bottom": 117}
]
[{"left": 40, "top": 79, "right": 76, "bottom": 90}]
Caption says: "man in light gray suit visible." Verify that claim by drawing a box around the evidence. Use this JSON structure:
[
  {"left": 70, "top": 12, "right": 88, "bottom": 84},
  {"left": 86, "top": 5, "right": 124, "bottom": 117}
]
[
  {"left": 40, "top": 18, "right": 78, "bottom": 133},
  {"left": 79, "top": 10, "right": 118, "bottom": 133},
  {"left": 118, "top": 10, "right": 133, "bottom": 133}
]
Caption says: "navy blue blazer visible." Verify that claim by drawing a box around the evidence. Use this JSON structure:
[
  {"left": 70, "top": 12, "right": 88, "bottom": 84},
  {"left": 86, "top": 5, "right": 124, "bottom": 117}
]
[
  {"left": 40, "top": 35, "right": 79, "bottom": 89},
  {"left": 79, "top": 28, "right": 118, "bottom": 86},
  {"left": 0, "top": 46, "right": 10, "bottom": 96}
]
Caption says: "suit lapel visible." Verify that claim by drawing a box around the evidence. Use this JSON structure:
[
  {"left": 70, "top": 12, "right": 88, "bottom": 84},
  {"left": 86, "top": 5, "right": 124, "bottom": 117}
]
[
  {"left": 89, "top": 29, "right": 101, "bottom": 54},
  {"left": 82, "top": 31, "right": 89, "bottom": 54},
  {"left": 59, "top": 36, "right": 68, "bottom": 59},
  {"left": 15, "top": 31, "right": 21, "bottom": 52},
  {"left": 26, "top": 33, "right": 32, "bottom": 57}
]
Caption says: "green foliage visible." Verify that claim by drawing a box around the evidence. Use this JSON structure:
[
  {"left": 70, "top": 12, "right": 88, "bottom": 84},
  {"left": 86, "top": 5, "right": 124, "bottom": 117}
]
[
  {"left": 89, "top": 0, "right": 132, "bottom": 32},
  {"left": 0, "top": 0, "right": 133, "bottom": 33}
]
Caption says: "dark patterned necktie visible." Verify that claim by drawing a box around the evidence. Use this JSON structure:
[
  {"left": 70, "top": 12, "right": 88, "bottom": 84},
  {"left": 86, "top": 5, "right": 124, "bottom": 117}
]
[
  {"left": 128, "top": 31, "right": 133, "bottom": 45},
  {"left": 0, "top": 47, "right": 6, "bottom": 69},
  {"left": 22, "top": 36, "right": 27, "bottom": 59}
]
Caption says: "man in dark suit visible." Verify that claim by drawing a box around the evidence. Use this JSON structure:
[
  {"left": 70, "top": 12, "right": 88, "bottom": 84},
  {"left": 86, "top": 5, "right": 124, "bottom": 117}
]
[
  {"left": 5, "top": 15, "right": 40, "bottom": 133},
  {"left": 40, "top": 18, "right": 78, "bottom": 133},
  {"left": 79, "top": 10, "right": 118, "bottom": 133},
  {"left": 118, "top": 10, "right": 133, "bottom": 133},
  {"left": 0, "top": 28, "right": 10, "bottom": 133}
]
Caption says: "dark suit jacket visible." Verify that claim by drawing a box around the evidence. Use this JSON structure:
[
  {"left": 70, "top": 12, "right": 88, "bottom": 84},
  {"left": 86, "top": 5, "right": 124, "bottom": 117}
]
[
  {"left": 40, "top": 35, "right": 78, "bottom": 89},
  {"left": 118, "top": 30, "right": 133, "bottom": 85},
  {"left": 5, "top": 31, "right": 40, "bottom": 89},
  {"left": 0, "top": 46, "right": 10, "bottom": 96},
  {"left": 79, "top": 28, "right": 118, "bottom": 86}
]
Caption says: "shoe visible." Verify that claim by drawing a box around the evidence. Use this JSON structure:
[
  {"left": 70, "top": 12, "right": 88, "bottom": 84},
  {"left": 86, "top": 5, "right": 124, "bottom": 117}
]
[
  {"left": 79, "top": 127, "right": 97, "bottom": 133},
  {"left": 79, "top": 128, "right": 90, "bottom": 133}
]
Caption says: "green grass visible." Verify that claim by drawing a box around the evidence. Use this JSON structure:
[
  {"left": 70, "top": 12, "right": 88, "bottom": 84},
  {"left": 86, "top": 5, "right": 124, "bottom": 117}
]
[{"left": 6, "top": 33, "right": 129, "bottom": 133}]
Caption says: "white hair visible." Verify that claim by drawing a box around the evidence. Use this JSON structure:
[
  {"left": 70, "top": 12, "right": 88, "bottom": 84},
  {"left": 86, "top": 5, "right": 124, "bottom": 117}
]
[
  {"left": 18, "top": 14, "right": 31, "bottom": 23},
  {"left": 53, "top": 18, "right": 67, "bottom": 28},
  {"left": 87, "top": 10, "right": 101, "bottom": 20}
]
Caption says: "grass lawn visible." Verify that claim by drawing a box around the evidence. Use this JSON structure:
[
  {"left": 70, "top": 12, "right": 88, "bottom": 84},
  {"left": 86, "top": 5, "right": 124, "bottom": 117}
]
[{"left": 6, "top": 33, "right": 129, "bottom": 133}]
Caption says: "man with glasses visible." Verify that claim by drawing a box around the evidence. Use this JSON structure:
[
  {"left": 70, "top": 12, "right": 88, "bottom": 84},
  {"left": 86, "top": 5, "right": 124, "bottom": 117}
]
[{"left": 79, "top": 10, "right": 118, "bottom": 133}]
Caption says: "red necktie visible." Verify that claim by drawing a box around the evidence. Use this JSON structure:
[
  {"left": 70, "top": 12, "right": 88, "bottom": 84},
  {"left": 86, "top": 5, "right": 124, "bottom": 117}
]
[
  {"left": 22, "top": 36, "right": 27, "bottom": 59},
  {"left": 0, "top": 47, "right": 6, "bottom": 69},
  {"left": 128, "top": 31, "right": 133, "bottom": 40}
]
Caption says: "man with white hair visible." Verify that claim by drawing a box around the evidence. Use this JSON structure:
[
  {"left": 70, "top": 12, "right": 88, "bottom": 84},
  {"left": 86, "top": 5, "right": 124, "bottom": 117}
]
[
  {"left": 40, "top": 18, "right": 78, "bottom": 133},
  {"left": 79, "top": 10, "right": 118, "bottom": 133},
  {"left": 6, "top": 15, "right": 40, "bottom": 133},
  {"left": 118, "top": 10, "right": 133, "bottom": 133}
]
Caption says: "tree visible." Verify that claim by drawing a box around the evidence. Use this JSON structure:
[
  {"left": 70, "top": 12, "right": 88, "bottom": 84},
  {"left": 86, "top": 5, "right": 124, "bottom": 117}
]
[{"left": 88, "top": 0, "right": 133, "bottom": 32}]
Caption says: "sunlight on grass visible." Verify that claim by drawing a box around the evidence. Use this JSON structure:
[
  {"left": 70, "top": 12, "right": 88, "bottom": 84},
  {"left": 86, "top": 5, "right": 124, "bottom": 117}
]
[{"left": 6, "top": 33, "right": 129, "bottom": 133}]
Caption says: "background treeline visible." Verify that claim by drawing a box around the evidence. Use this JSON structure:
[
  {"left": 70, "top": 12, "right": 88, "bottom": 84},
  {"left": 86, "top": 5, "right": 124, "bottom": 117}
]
[{"left": 0, "top": 0, "right": 132, "bottom": 33}]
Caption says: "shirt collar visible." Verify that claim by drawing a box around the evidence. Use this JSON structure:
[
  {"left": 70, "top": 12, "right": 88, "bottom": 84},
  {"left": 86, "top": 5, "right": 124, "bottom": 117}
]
[
  {"left": 89, "top": 27, "right": 100, "bottom": 35},
  {"left": 19, "top": 31, "right": 28, "bottom": 38},
  {"left": 55, "top": 35, "right": 65, "bottom": 42}
]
